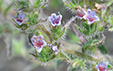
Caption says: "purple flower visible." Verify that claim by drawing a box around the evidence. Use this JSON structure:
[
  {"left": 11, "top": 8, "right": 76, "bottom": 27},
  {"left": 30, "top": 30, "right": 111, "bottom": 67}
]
[
  {"left": 83, "top": 9, "right": 100, "bottom": 25},
  {"left": 75, "top": 9, "right": 87, "bottom": 19},
  {"left": 48, "top": 44, "right": 58, "bottom": 54},
  {"left": 48, "top": 12, "right": 62, "bottom": 26},
  {"left": 95, "top": 61, "right": 108, "bottom": 71},
  {"left": 13, "top": 11, "right": 24, "bottom": 25},
  {"left": 31, "top": 35, "right": 47, "bottom": 53}
]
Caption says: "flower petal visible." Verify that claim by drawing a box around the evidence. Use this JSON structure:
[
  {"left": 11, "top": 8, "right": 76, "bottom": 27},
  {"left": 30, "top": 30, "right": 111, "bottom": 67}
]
[
  {"left": 19, "top": 12, "right": 24, "bottom": 19},
  {"left": 87, "top": 20, "right": 94, "bottom": 25},
  {"left": 42, "top": 40, "right": 47, "bottom": 47},
  {"left": 87, "top": 9, "right": 91, "bottom": 14},
  {"left": 83, "top": 15, "right": 87, "bottom": 19},
  {"left": 36, "top": 47, "right": 43, "bottom": 53},
  {"left": 95, "top": 16, "right": 100, "bottom": 21},
  {"left": 91, "top": 11, "right": 96, "bottom": 17}
]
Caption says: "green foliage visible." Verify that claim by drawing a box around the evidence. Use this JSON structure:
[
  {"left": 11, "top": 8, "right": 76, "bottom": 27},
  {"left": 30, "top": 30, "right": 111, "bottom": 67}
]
[
  {"left": 82, "top": 39, "right": 100, "bottom": 54},
  {"left": 9, "top": 0, "right": 113, "bottom": 70},
  {"left": 51, "top": 26, "right": 66, "bottom": 40},
  {"left": 108, "top": 27, "right": 113, "bottom": 31},
  {"left": 28, "top": 13, "right": 39, "bottom": 25},
  {"left": 98, "top": 25, "right": 103, "bottom": 32},
  {"left": 75, "top": 23, "right": 98, "bottom": 36},
  {"left": 12, "top": 18, "right": 28, "bottom": 30},
  {"left": 68, "top": 30, "right": 80, "bottom": 44},
  {"left": 97, "top": 45, "right": 107, "bottom": 54},
  {"left": 68, "top": 58, "right": 85, "bottom": 71},
  {"left": 62, "top": 0, "right": 78, "bottom": 11},
  {"left": 33, "top": 0, "right": 42, "bottom": 8},
  {"left": 30, "top": 46, "right": 56, "bottom": 62},
  {"left": 108, "top": 64, "right": 113, "bottom": 69},
  {"left": 15, "top": 1, "right": 30, "bottom": 12},
  {"left": 109, "top": 16, "right": 113, "bottom": 26},
  {"left": 37, "top": 46, "right": 56, "bottom": 62}
]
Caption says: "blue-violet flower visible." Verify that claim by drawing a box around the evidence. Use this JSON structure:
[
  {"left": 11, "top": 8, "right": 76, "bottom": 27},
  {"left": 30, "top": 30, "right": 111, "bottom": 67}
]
[
  {"left": 13, "top": 11, "right": 24, "bottom": 25},
  {"left": 48, "top": 12, "right": 62, "bottom": 26},
  {"left": 83, "top": 9, "right": 100, "bottom": 25},
  {"left": 95, "top": 61, "right": 108, "bottom": 71}
]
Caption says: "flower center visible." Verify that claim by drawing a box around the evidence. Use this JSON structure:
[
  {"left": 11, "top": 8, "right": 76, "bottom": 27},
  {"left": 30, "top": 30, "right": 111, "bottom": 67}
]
[
  {"left": 34, "top": 41, "right": 44, "bottom": 48},
  {"left": 16, "top": 18, "right": 23, "bottom": 23}
]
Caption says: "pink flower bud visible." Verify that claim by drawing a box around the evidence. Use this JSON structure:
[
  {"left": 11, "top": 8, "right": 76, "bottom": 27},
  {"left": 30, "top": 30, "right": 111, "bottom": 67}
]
[{"left": 48, "top": 44, "right": 58, "bottom": 54}]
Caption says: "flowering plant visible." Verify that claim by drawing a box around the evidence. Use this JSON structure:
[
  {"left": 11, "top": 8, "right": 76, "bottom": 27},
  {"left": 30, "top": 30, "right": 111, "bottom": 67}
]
[{"left": 11, "top": 0, "right": 113, "bottom": 71}]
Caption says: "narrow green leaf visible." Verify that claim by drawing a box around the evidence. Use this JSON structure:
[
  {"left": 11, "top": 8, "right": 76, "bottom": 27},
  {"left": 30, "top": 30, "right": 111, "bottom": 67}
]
[
  {"left": 97, "top": 45, "right": 107, "bottom": 54},
  {"left": 75, "top": 24, "right": 84, "bottom": 33},
  {"left": 68, "top": 30, "right": 79, "bottom": 43}
]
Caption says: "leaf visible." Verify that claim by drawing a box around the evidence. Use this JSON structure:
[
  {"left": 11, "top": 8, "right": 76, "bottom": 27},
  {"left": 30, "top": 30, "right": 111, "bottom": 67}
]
[
  {"left": 16, "top": 1, "right": 30, "bottom": 12},
  {"left": 98, "top": 25, "right": 103, "bottom": 32},
  {"left": 108, "top": 64, "right": 113, "bottom": 69},
  {"left": 106, "top": 0, "right": 113, "bottom": 7},
  {"left": 72, "top": 58, "right": 80, "bottom": 67},
  {"left": 68, "top": 30, "right": 80, "bottom": 43},
  {"left": 82, "top": 23, "right": 90, "bottom": 35},
  {"left": 52, "top": 26, "right": 63, "bottom": 40},
  {"left": 75, "top": 24, "right": 84, "bottom": 33},
  {"left": 12, "top": 18, "right": 21, "bottom": 28},
  {"left": 33, "top": 0, "right": 42, "bottom": 8},
  {"left": 71, "top": 0, "right": 76, "bottom": 5},
  {"left": 12, "top": 18, "right": 28, "bottom": 30},
  {"left": 28, "top": 14, "right": 39, "bottom": 25},
  {"left": 82, "top": 40, "right": 98, "bottom": 53},
  {"left": 35, "top": 46, "right": 56, "bottom": 62},
  {"left": 90, "top": 23, "right": 97, "bottom": 34},
  {"left": 70, "top": 2, "right": 76, "bottom": 8},
  {"left": 63, "top": 1, "right": 71, "bottom": 8},
  {"left": 108, "top": 27, "right": 113, "bottom": 32},
  {"left": 97, "top": 45, "right": 107, "bottom": 54},
  {"left": 109, "top": 16, "right": 113, "bottom": 26},
  {"left": 20, "top": 24, "right": 28, "bottom": 30}
]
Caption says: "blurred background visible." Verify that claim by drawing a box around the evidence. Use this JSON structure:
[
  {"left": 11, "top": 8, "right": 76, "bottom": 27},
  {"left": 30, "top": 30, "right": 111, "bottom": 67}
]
[{"left": 0, "top": 0, "right": 113, "bottom": 71}]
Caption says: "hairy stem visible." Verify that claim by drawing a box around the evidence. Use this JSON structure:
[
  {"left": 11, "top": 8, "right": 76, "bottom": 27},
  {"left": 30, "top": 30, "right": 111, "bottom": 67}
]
[
  {"left": 71, "top": 25, "right": 85, "bottom": 43},
  {"left": 63, "top": 16, "right": 76, "bottom": 29},
  {"left": 60, "top": 45, "right": 101, "bottom": 61}
]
